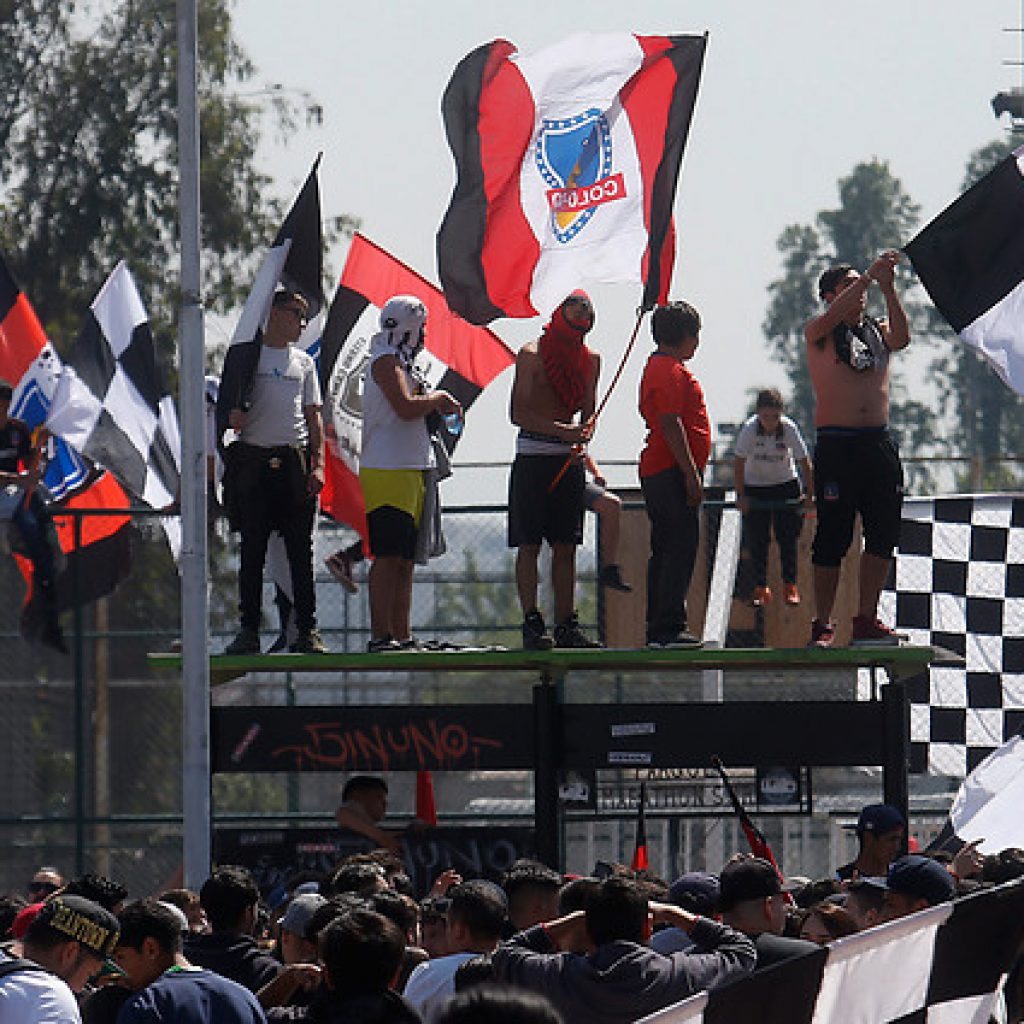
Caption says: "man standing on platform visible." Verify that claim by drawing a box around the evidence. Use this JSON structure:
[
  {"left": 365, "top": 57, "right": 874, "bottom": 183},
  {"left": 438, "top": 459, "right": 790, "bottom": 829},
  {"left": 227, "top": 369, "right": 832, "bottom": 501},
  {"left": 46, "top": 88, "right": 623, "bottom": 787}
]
[
  {"left": 219, "top": 289, "right": 327, "bottom": 656},
  {"left": 804, "top": 252, "right": 910, "bottom": 648},
  {"left": 508, "top": 291, "right": 601, "bottom": 650}
]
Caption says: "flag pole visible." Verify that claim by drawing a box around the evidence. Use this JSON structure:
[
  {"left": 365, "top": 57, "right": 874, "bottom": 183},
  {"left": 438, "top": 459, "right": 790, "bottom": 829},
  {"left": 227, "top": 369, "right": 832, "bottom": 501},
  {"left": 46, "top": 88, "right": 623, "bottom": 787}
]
[
  {"left": 177, "top": 0, "right": 212, "bottom": 887},
  {"left": 547, "top": 307, "right": 646, "bottom": 494}
]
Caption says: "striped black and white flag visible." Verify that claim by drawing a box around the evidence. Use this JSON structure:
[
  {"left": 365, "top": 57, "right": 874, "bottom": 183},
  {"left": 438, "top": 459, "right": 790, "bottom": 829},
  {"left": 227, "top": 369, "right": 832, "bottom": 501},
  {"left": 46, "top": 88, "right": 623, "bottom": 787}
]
[
  {"left": 905, "top": 146, "right": 1024, "bottom": 396},
  {"left": 46, "top": 261, "right": 181, "bottom": 512},
  {"left": 637, "top": 881, "right": 1024, "bottom": 1024}
]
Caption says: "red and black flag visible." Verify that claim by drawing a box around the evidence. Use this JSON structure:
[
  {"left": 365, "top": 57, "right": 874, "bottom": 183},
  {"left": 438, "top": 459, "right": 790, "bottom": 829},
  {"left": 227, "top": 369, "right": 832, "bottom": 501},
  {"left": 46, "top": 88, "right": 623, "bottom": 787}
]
[
  {"left": 319, "top": 233, "right": 514, "bottom": 541},
  {"left": 0, "top": 250, "right": 132, "bottom": 635},
  {"left": 631, "top": 781, "right": 649, "bottom": 872},
  {"left": 712, "top": 756, "right": 787, "bottom": 885},
  {"left": 437, "top": 32, "right": 707, "bottom": 324}
]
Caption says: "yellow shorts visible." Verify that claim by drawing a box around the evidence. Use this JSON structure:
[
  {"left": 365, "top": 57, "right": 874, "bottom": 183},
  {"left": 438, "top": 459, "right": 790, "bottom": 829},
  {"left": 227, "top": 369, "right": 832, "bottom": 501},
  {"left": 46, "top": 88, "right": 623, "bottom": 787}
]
[{"left": 359, "top": 468, "right": 425, "bottom": 525}]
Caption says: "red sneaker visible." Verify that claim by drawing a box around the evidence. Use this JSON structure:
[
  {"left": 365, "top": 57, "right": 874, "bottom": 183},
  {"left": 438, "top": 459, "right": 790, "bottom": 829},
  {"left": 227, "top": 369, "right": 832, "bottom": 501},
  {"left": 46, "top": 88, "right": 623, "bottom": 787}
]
[
  {"left": 751, "top": 585, "right": 772, "bottom": 607},
  {"left": 783, "top": 583, "right": 800, "bottom": 606},
  {"left": 808, "top": 618, "right": 835, "bottom": 648},
  {"left": 851, "top": 616, "right": 907, "bottom": 647}
]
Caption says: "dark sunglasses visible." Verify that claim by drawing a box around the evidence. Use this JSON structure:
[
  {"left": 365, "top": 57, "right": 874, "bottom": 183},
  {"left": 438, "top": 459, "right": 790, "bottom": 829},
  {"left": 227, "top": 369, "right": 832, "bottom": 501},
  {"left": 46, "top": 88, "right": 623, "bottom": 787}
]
[{"left": 28, "top": 881, "right": 59, "bottom": 896}]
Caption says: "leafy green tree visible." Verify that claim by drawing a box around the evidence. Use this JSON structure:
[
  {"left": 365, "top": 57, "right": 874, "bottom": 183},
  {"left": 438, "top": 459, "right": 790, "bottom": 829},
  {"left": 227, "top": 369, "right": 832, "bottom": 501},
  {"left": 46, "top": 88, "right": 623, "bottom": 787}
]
[
  {"left": 762, "top": 160, "right": 942, "bottom": 491},
  {"left": 925, "top": 139, "right": 1024, "bottom": 489},
  {"left": 0, "top": 0, "right": 306, "bottom": 353}
]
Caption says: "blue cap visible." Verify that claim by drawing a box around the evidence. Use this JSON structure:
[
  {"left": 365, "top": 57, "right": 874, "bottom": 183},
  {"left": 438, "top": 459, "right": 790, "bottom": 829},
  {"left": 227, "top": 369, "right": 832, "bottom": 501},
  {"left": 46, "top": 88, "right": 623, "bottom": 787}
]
[
  {"left": 846, "top": 803, "right": 906, "bottom": 836},
  {"left": 882, "top": 855, "right": 955, "bottom": 906},
  {"left": 668, "top": 872, "right": 720, "bottom": 916}
]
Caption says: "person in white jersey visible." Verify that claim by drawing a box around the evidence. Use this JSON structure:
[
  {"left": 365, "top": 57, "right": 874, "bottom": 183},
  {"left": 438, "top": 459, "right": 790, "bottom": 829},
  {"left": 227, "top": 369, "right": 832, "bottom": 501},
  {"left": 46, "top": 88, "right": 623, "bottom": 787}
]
[
  {"left": 733, "top": 388, "right": 814, "bottom": 608},
  {"left": 359, "top": 295, "right": 460, "bottom": 653}
]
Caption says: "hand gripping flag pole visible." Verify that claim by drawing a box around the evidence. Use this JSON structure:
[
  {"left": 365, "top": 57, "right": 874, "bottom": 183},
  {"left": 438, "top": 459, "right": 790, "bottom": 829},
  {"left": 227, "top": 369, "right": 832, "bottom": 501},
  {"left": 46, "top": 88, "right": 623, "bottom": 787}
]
[{"left": 547, "top": 306, "right": 647, "bottom": 493}]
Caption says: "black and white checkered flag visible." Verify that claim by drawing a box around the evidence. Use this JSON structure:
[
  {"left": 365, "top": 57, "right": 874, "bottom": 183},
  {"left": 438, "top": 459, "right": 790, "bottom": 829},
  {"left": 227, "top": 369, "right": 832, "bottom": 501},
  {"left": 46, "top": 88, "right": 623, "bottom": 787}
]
[
  {"left": 871, "top": 495, "right": 1024, "bottom": 778},
  {"left": 46, "top": 261, "right": 180, "bottom": 511}
]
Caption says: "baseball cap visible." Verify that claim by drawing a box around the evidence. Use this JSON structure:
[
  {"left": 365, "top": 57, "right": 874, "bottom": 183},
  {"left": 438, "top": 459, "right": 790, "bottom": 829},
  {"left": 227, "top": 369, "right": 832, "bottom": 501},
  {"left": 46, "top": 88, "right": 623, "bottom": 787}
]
[
  {"left": 844, "top": 803, "right": 906, "bottom": 836},
  {"left": 718, "top": 857, "right": 799, "bottom": 912},
  {"left": 280, "top": 893, "right": 327, "bottom": 939},
  {"left": 667, "top": 872, "right": 720, "bottom": 916},
  {"left": 30, "top": 895, "right": 120, "bottom": 960},
  {"left": 11, "top": 902, "right": 45, "bottom": 939},
  {"left": 877, "top": 855, "right": 955, "bottom": 906}
]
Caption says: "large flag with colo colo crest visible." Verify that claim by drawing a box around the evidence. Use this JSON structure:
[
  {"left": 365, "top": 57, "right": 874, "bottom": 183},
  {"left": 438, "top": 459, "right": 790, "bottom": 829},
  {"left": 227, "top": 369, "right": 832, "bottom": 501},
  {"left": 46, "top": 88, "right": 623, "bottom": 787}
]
[
  {"left": 320, "top": 233, "right": 513, "bottom": 540},
  {"left": 438, "top": 32, "right": 707, "bottom": 324}
]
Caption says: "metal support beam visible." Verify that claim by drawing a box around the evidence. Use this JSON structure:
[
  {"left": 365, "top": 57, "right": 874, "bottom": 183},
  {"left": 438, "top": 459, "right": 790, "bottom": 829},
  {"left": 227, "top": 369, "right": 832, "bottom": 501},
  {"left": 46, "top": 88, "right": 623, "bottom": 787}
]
[{"left": 533, "top": 682, "right": 561, "bottom": 869}]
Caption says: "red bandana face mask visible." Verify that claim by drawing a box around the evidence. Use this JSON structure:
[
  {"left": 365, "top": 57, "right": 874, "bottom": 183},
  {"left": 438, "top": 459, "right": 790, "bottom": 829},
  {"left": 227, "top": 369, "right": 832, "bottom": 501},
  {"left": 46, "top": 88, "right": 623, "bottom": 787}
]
[{"left": 538, "top": 293, "right": 593, "bottom": 414}]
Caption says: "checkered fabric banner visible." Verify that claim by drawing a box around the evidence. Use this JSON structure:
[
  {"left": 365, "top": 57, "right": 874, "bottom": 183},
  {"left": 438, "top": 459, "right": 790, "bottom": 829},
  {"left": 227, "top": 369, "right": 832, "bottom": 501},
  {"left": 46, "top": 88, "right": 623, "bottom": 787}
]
[
  {"left": 46, "top": 261, "right": 180, "bottom": 511},
  {"left": 875, "top": 494, "right": 1024, "bottom": 778},
  {"left": 637, "top": 880, "right": 1024, "bottom": 1024}
]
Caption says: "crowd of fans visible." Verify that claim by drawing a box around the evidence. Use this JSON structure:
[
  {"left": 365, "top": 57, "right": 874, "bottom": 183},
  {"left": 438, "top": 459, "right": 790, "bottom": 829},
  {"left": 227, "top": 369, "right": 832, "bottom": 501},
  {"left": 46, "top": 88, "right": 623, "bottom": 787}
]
[{"left": 1, "top": 810, "right": 1022, "bottom": 1023}]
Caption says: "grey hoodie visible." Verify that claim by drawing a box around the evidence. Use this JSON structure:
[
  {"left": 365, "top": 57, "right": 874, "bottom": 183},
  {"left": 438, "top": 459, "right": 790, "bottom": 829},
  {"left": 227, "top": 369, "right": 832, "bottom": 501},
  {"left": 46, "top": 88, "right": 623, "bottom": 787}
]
[{"left": 491, "top": 918, "right": 754, "bottom": 1024}]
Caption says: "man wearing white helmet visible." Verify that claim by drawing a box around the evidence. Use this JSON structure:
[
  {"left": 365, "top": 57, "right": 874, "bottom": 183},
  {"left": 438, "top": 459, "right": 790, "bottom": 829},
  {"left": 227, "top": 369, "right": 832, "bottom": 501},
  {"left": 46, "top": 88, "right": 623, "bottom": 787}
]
[{"left": 360, "top": 295, "right": 461, "bottom": 652}]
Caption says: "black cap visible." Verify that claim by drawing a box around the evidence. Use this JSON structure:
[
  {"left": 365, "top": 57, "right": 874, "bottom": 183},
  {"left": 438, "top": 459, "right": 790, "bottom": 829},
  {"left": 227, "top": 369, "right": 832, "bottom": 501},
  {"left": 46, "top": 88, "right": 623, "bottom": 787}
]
[
  {"left": 31, "top": 895, "right": 119, "bottom": 959},
  {"left": 877, "top": 855, "right": 955, "bottom": 906}
]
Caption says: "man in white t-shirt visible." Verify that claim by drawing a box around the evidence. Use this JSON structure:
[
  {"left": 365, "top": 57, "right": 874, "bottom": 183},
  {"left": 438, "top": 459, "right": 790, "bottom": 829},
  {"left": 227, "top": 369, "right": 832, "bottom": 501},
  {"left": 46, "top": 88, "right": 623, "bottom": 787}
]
[
  {"left": 218, "top": 289, "right": 327, "bottom": 656},
  {"left": 0, "top": 894, "right": 120, "bottom": 1024},
  {"left": 403, "top": 880, "right": 507, "bottom": 1023}
]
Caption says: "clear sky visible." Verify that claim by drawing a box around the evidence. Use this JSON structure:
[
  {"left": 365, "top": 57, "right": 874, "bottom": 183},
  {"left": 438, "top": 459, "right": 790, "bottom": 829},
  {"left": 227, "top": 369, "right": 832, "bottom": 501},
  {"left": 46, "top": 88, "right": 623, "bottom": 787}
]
[{"left": 232, "top": 0, "right": 1020, "bottom": 478}]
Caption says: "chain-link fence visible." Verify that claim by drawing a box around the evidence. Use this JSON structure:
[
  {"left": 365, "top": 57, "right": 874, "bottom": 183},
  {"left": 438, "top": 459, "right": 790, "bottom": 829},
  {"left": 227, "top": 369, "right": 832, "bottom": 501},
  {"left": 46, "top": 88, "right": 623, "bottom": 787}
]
[{"left": 1, "top": 457, "right": 1017, "bottom": 895}]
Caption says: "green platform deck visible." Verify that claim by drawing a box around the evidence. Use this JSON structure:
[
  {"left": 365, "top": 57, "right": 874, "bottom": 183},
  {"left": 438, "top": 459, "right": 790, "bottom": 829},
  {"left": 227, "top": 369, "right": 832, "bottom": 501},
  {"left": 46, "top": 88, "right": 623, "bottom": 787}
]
[{"left": 148, "top": 643, "right": 954, "bottom": 687}]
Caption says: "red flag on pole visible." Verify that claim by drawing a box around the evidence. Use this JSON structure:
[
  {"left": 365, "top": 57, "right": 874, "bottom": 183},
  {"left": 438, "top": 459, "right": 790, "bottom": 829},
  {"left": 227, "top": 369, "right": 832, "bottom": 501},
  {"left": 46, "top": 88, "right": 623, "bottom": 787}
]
[
  {"left": 415, "top": 770, "right": 438, "bottom": 827},
  {"left": 631, "top": 781, "right": 649, "bottom": 872},
  {"left": 319, "top": 233, "right": 514, "bottom": 541},
  {"left": 712, "top": 757, "right": 788, "bottom": 889}
]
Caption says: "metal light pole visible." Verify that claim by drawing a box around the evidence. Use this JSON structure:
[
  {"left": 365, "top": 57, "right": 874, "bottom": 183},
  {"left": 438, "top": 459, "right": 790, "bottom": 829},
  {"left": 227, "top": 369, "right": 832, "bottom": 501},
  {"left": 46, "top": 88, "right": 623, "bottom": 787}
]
[{"left": 177, "top": 0, "right": 212, "bottom": 887}]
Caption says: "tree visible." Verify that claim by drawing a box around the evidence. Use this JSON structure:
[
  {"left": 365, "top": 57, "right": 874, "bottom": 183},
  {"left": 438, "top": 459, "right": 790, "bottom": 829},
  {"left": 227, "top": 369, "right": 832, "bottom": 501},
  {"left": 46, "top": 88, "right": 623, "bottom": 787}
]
[
  {"left": 0, "top": 0, "right": 307, "bottom": 354},
  {"left": 762, "top": 160, "right": 941, "bottom": 490},
  {"left": 925, "top": 139, "right": 1024, "bottom": 490}
]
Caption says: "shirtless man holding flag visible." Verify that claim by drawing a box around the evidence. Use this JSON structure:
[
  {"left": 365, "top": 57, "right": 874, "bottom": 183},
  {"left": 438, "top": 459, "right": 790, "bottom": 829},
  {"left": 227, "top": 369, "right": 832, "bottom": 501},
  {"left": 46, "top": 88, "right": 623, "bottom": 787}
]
[
  {"left": 804, "top": 250, "right": 910, "bottom": 648},
  {"left": 508, "top": 291, "right": 601, "bottom": 650}
]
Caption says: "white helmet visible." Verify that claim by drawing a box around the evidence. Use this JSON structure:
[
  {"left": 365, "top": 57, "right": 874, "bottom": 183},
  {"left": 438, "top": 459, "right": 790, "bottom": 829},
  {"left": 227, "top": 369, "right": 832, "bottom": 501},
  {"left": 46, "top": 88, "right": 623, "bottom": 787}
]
[{"left": 378, "top": 295, "right": 427, "bottom": 367}]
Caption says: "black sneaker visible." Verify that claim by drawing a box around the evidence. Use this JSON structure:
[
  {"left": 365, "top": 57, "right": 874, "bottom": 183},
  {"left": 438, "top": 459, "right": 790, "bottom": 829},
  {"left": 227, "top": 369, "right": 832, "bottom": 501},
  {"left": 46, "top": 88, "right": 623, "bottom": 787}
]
[
  {"left": 367, "top": 635, "right": 402, "bottom": 653},
  {"left": 290, "top": 629, "right": 328, "bottom": 654},
  {"left": 225, "top": 629, "right": 260, "bottom": 656},
  {"left": 599, "top": 564, "right": 633, "bottom": 593},
  {"left": 522, "top": 610, "right": 553, "bottom": 651},
  {"left": 554, "top": 613, "right": 603, "bottom": 649},
  {"left": 266, "top": 631, "right": 289, "bottom": 654},
  {"left": 647, "top": 632, "right": 702, "bottom": 649}
]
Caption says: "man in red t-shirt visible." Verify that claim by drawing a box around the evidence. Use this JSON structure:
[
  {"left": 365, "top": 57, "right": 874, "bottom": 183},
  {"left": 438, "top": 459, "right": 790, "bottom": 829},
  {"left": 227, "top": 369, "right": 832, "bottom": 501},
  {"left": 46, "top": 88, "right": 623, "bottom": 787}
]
[{"left": 638, "top": 302, "right": 710, "bottom": 647}]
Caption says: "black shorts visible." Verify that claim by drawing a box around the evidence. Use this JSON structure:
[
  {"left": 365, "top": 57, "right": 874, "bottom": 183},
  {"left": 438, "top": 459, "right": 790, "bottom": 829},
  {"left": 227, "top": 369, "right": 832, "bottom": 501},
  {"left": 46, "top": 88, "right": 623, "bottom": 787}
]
[
  {"left": 812, "top": 428, "right": 904, "bottom": 566},
  {"left": 507, "top": 453, "right": 585, "bottom": 547},
  {"left": 367, "top": 506, "right": 418, "bottom": 560}
]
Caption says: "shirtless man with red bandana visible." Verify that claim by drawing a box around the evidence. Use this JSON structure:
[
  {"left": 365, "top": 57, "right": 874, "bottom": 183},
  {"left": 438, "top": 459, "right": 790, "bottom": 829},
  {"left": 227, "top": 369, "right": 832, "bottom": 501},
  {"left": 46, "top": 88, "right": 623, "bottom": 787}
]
[{"left": 508, "top": 291, "right": 601, "bottom": 649}]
